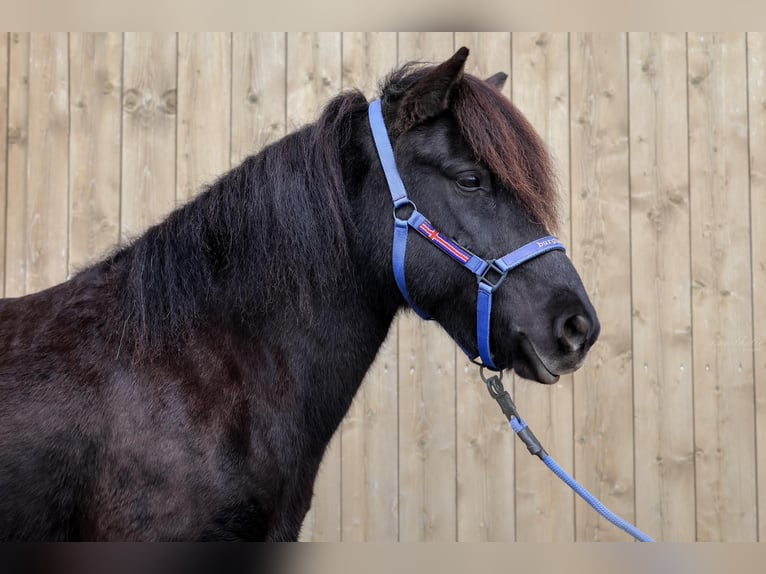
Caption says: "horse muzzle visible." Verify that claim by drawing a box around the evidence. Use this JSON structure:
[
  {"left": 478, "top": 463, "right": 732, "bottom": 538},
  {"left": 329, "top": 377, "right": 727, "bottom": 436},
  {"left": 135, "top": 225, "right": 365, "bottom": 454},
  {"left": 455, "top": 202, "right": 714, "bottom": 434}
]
[{"left": 508, "top": 303, "right": 600, "bottom": 384}]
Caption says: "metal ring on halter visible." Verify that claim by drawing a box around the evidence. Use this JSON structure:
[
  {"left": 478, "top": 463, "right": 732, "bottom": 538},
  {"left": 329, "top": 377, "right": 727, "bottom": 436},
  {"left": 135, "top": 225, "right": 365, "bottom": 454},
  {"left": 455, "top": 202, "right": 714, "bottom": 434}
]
[
  {"left": 392, "top": 199, "right": 417, "bottom": 224},
  {"left": 479, "top": 365, "right": 506, "bottom": 400},
  {"left": 479, "top": 364, "right": 503, "bottom": 382}
]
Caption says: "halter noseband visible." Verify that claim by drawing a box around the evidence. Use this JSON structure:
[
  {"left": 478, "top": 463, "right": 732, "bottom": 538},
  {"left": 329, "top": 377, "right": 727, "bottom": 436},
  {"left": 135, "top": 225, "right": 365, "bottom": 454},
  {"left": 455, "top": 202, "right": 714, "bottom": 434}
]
[{"left": 368, "top": 99, "right": 566, "bottom": 370}]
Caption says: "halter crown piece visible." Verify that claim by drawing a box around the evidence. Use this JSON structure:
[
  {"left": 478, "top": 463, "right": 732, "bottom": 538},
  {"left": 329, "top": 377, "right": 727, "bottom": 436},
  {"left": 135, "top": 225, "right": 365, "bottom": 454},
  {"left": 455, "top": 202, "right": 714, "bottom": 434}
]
[{"left": 367, "top": 99, "right": 566, "bottom": 370}]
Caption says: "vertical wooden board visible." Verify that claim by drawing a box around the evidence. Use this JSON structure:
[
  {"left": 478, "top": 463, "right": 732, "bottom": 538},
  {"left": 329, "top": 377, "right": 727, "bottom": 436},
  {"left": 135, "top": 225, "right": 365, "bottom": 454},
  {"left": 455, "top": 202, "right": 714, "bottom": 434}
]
[
  {"left": 627, "top": 32, "right": 696, "bottom": 542},
  {"left": 570, "top": 33, "right": 634, "bottom": 541},
  {"left": 688, "top": 33, "right": 756, "bottom": 541},
  {"left": 398, "top": 32, "right": 454, "bottom": 65},
  {"left": 511, "top": 32, "right": 576, "bottom": 542},
  {"left": 69, "top": 33, "right": 122, "bottom": 272},
  {"left": 749, "top": 32, "right": 766, "bottom": 543},
  {"left": 341, "top": 333, "right": 399, "bottom": 541},
  {"left": 23, "top": 33, "right": 69, "bottom": 294},
  {"left": 286, "top": 32, "right": 341, "bottom": 132},
  {"left": 339, "top": 32, "right": 398, "bottom": 542},
  {"left": 341, "top": 32, "right": 396, "bottom": 96},
  {"left": 0, "top": 33, "right": 8, "bottom": 297},
  {"left": 286, "top": 32, "right": 342, "bottom": 542},
  {"left": 452, "top": 31, "right": 516, "bottom": 542},
  {"left": 231, "top": 33, "right": 286, "bottom": 166},
  {"left": 177, "top": 33, "right": 231, "bottom": 202},
  {"left": 5, "top": 33, "right": 30, "bottom": 297},
  {"left": 397, "top": 32, "right": 457, "bottom": 542},
  {"left": 121, "top": 33, "right": 177, "bottom": 241},
  {"left": 455, "top": 32, "right": 510, "bottom": 93},
  {"left": 629, "top": 33, "right": 695, "bottom": 542}
]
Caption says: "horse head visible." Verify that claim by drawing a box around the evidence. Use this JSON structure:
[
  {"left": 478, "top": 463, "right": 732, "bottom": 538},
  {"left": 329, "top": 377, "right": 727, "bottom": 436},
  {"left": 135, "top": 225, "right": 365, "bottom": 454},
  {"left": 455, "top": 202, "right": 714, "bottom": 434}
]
[{"left": 358, "top": 47, "right": 599, "bottom": 384}]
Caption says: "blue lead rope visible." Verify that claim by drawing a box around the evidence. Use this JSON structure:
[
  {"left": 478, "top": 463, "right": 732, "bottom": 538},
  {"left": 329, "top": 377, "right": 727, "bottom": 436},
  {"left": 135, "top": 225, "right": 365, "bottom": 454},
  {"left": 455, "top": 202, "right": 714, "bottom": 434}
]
[
  {"left": 541, "top": 455, "right": 654, "bottom": 542},
  {"left": 485, "top": 370, "right": 654, "bottom": 542},
  {"left": 510, "top": 417, "right": 654, "bottom": 542}
]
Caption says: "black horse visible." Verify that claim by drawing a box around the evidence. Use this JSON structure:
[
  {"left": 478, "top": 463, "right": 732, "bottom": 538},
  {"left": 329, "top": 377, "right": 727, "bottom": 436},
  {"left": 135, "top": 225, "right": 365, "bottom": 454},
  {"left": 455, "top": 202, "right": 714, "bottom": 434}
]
[{"left": 0, "top": 48, "right": 599, "bottom": 541}]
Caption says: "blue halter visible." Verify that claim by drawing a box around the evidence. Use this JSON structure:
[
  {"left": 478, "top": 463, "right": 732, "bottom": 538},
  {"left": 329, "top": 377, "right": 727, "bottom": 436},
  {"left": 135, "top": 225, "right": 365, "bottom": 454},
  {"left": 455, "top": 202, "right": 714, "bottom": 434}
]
[{"left": 368, "top": 99, "right": 566, "bottom": 370}]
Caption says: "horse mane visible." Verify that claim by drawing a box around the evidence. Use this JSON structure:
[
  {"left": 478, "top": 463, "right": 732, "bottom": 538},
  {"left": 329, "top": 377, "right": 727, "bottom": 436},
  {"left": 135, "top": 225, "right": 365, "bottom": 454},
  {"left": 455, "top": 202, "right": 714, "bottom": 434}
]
[
  {"left": 102, "top": 90, "right": 369, "bottom": 356},
  {"left": 381, "top": 63, "right": 559, "bottom": 231},
  {"left": 100, "top": 60, "right": 558, "bottom": 357}
]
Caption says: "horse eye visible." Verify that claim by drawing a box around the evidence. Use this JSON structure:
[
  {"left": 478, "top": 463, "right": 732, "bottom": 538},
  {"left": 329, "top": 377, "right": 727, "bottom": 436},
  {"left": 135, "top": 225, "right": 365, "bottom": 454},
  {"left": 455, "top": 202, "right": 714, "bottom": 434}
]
[{"left": 456, "top": 174, "right": 482, "bottom": 191}]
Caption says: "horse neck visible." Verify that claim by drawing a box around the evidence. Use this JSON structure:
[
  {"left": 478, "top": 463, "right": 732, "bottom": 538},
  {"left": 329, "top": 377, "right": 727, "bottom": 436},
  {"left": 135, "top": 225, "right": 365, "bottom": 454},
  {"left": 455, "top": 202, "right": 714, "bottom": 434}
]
[{"left": 108, "top": 120, "right": 401, "bottom": 441}]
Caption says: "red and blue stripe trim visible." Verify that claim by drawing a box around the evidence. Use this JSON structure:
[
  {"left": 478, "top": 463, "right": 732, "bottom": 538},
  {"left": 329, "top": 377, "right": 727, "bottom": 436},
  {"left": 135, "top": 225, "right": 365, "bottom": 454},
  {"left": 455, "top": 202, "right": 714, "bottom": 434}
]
[{"left": 415, "top": 220, "right": 471, "bottom": 264}]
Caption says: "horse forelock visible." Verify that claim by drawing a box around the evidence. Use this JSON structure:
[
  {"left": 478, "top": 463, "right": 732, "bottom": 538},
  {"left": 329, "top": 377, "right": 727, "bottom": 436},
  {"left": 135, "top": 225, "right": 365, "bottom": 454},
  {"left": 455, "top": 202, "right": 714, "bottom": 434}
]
[{"left": 381, "top": 64, "right": 560, "bottom": 232}]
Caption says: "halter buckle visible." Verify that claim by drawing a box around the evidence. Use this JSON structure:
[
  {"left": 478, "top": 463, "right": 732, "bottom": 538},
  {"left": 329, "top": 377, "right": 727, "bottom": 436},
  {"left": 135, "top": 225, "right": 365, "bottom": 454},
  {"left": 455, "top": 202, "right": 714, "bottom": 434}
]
[{"left": 477, "top": 260, "right": 508, "bottom": 292}]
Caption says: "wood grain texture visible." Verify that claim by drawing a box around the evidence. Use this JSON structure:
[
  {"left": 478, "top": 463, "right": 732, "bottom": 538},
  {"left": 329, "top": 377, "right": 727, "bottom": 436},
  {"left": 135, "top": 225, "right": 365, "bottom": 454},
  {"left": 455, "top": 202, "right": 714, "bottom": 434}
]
[
  {"left": 749, "top": 32, "right": 766, "bottom": 543},
  {"left": 339, "top": 32, "right": 399, "bottom": 542},
  {"left": 453, "top": 31, "right": 515, "bottom": 542},
  {"left": 397, "top": 32, "right": 457, "bottom": 542},
  {"left": 4, "top": 33, "right": 29, "bottom": 297},
  {"left": 68, "top": 33, "right": 122, "bottom": 271},
  {"left": 0, "top": 33, "right": 8, "bottom": 297},
  {"left": 511, "top": 32, "right": 575, "bottom": 542},
  {"left": 6, "top": 33, "right": 69, "bottom": 295},
  {"left": 570, "top": 33, "right": 634, "bottom": 541},
  {"left": 177, "top": 33, "right": 231, "bottom": 202},
  {"left": 685, "top": 33, "right": 754, "bottom": 541},
  {"left": 628, "top": 32, "right": 696, "bottom": 541},
  {"left": 688, "top": 33, "right": 756, "bottom": 541},
  {"left": 286, "top": 32, "right": 343, "bottom": 542},
  {"left": 27, "top": 33, "right": 69, "bottom": 292},
  {"left": 231, "top": 33, "right": 286, "bottom": 166},
  {"left": 286, "top": 32, "right": 341, "bottom": 133},
  {"left": 121, "top": 33, "right": 177, "bottom": 240}
]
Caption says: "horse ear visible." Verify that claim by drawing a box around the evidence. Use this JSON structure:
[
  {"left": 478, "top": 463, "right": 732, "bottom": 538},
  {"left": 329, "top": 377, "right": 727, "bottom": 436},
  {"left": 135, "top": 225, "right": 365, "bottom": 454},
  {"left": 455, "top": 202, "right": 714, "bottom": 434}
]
[
  {"left": 485, "top": 72, "right": 508, "bottom": 91},
  {"left": 395, "top": 46, "right": 469, "bottom": 135}
]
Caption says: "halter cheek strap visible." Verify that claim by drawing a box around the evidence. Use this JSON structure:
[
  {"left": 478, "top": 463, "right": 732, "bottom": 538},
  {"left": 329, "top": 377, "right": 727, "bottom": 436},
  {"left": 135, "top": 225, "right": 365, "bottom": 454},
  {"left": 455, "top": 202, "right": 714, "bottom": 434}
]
[{"left": 368, "top": 99, "right": 565, "bottom": 370}]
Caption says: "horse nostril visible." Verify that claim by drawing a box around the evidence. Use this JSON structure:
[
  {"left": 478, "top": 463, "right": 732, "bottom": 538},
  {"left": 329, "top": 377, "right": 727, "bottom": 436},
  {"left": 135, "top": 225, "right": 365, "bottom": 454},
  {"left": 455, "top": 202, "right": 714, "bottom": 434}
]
[{"left": 558, "top": 313, "right": 591, "bottom": 353}]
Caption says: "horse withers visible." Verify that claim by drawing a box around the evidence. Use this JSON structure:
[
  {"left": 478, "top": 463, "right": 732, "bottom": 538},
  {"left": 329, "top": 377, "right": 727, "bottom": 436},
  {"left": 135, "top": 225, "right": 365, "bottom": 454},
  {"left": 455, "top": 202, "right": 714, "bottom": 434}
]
[{"left": 0, "top": 48, "right": 598, "bottom": 540}]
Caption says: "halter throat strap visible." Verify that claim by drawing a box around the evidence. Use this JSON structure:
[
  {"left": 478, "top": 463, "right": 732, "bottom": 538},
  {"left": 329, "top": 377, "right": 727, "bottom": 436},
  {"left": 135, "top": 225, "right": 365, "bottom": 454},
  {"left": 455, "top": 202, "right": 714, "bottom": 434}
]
[{"left": 368, "top": 99, "right": 565, "bottom": 370}]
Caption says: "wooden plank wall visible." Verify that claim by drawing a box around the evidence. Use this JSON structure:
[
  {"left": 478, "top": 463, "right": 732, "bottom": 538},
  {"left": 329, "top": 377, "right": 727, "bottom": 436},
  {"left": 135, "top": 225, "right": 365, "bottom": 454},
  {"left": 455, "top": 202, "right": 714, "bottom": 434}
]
[
  {"left": 629, "top": 32, "right": 695, "bottom": 541},
  {"left": 750, "top": 32, "right": 766, "bottom": 544},
  {"left": 454, "top": 32, "right": 516, "bottom": 542},
  {"left": 511, "top": 32, "right": 575, "bottom": 542},
  {"left": 1, "top": 32, "right": 763, "bottom": 542},
  {"left": 688, "top": 33, "right": 756, "bottom": 541},
  {"left": 0, "top": 33, "right": 8, "bottom": 297},
  {"left": 339, "top": 32, "right": 399, "bottom": 542}
]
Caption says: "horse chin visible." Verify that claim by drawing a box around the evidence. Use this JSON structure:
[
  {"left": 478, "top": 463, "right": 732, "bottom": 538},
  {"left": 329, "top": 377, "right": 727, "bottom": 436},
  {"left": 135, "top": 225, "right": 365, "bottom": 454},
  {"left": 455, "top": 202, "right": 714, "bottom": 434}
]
[{"left": 512, "top": 335, "right": 561, "bottom": 385}]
